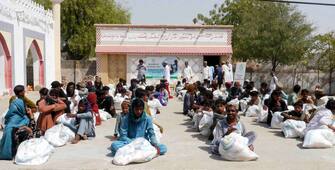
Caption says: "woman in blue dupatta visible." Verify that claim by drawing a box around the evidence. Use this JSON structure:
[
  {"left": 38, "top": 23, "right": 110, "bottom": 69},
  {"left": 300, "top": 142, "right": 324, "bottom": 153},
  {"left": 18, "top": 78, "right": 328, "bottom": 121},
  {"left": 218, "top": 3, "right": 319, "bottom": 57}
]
[
  {"left": 111, "top": 98, "right": 167, "bottom": 156},
  {"left": 0, "top": 98, "right": 30, "bottom": 160}
]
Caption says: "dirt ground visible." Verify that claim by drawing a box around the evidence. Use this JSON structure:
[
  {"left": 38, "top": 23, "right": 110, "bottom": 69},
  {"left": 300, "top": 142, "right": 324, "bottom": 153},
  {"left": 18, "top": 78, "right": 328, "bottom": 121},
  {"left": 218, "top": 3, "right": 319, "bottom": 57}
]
[{"left": 0, "top": 92, "right": 334, "bottom": 170}]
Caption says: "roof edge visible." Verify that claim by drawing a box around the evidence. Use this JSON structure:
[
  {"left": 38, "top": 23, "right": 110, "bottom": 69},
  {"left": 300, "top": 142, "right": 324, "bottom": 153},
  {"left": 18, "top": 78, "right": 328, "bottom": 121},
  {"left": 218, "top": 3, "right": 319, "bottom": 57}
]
[{"left": 94, "top": 24, "right": 234, "bottom": 29}]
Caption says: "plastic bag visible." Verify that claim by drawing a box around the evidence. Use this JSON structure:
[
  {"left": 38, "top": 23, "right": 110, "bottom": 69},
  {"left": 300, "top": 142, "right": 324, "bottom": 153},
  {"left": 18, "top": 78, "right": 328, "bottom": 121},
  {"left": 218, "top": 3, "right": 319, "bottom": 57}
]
[
  {"left": 219, "top": 133, "right": 258, "bottom": 161},
  {"left": 0, "top": 109, "right": 8, "bottom": 128},
  {"left": 245, "top": 105, "right": 260, "bottom": 117},
  {"left": 44, "top": 124, "right": 75, "bottom": 147},
  {"left": 153, "top": 124, "right": 162, "bottom": 143},
  {"left": 56, "top": 114, "right": 76, "bottom": 126},
  {"left": 271, "top": 112, "right": 284, "bottom": 129},
  {"left": 192, "top": 112, "right": 203, "bottom": 131},
  {"left": 198, "top": 111, "right": 214, "bottom": 136},
  {"left": 239, "top": 99, "right": 249, "bottom": 113},
  {"left": 114, "top": 94, "right": 125, "bottom": 110},
  {"left": 112, "top": 138, "right": 157, "bottom": 166},
  {"left": 257, "top": 108, "right": 268, "bottom": 123},
  {"left": 303, "top": 129, "right": 335, "bottom": 148},
  {"left": 99, "top": 109, "right": 112, "bottom": 121},
  {"left": 14, "top": 137, "right": 54, "bottom": 165},
  {"left": 281, "top": 120, "right": 306, "bottom": 138}
]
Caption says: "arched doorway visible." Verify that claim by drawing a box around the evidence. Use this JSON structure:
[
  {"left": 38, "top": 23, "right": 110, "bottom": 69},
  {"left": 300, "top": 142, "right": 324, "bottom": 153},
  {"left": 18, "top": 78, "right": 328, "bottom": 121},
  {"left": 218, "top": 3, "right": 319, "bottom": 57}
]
[
  {"left": 0, "top": 33, "right": 12, "bottom": 94},
  {"left": 26, "top": 40, "right": 44, "bottom": 90}
]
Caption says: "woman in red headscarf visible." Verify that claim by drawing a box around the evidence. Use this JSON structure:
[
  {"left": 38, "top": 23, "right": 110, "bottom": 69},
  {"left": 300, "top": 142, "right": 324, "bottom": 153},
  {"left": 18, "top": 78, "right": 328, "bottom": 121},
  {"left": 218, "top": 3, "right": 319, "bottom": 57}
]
[{"left": 87, "top": 92, "right": 101, "bottom": 126}]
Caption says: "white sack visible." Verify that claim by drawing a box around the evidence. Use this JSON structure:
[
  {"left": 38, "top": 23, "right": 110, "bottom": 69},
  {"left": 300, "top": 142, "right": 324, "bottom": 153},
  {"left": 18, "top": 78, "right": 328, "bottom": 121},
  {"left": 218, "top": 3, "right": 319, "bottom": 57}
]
[
  {"left": 219, "top": 133, "right": 258, "bottom": 161},
  {"left": 56, "top": 114, "right": 76, "bottom": 126},
  {"left": 99, "top": 109, "right": 112, "bottom": 121},
  {"left": 271, "top": 112, "right": 284, "bottom": 129},
  {"left": 245, "top": 105, "right": 260, "bottom": 117},
  {"left": 192, "top": 112, "right": 203, "bottom": 131},
  {"left": 199, "top": 111, "right": 214, "bottom": 136},
  {"left": 14, "top": 137, "right": 54, "bottom": 165},
  {"left": 114, "top": 94, "right": 125, "bottom": 110},
  {"left": 153, "top": 124, "right": 162, "bottom": 143},
  {"left": 281, "top": 120, "right": 306, "bottom": 138},
  {"left": 112, "top": 138, "right": 157, "bottom": 166},
  {"left": 0, "top": 109, "right": 8, "bottom": 128},
  {"left": 257, "top": 108, "right": 268, "bottom": 123},
  {"left": 44, "top": 124, "right": 75, "bottom": 147},
  {"left": 303, "top": 129, "right": 335, "bottom": 148}
]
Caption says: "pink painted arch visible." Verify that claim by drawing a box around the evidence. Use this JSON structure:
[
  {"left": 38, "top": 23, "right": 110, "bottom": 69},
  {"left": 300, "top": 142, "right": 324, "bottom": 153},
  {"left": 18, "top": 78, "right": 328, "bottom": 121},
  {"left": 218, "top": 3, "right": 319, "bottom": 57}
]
[
  {"left": 0, "top": 33, "right": 13, "bottom": 92},
  {"left": 30, "top": 40, "right": 45, "bottom": 86}
]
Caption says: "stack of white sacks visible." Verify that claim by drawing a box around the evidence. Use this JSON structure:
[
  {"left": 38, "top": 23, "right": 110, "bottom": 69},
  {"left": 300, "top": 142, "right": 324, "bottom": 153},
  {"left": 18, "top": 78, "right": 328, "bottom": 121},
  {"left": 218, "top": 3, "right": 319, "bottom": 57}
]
[{"left": 14, "top": 124, "right": 75, "bottom": 165}]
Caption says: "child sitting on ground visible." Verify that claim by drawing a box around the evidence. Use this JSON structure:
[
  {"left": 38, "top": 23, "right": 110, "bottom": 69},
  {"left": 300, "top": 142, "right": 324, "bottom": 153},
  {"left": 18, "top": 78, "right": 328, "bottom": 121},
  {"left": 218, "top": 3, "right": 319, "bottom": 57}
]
[
  {"left": 281, "top": 101, "right": 304, "bottom": 122},
  {"left": 208, "top": 99, "right": 226, "bottom": 140},
  {"left": 114, "top": 100, "right": 130, "bottom": 138},
  {"left": 68, "top": 98, "right": 95, "bottom": 144}
]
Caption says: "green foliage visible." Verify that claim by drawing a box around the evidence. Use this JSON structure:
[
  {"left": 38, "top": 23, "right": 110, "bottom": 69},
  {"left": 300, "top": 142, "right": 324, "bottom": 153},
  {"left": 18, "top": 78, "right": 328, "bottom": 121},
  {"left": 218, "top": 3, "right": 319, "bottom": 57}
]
[
  {"left": 35, "top": 0, "right": 130, "bottom": 60},
  {"left": 194, "top": 0, "right": 313, "bottom": 72},
  {"left": 34, "top": 0, "right": 52, "bottom": 10},
  {"left": 313, "top": 32, "right": 335, "bottom": 72}
]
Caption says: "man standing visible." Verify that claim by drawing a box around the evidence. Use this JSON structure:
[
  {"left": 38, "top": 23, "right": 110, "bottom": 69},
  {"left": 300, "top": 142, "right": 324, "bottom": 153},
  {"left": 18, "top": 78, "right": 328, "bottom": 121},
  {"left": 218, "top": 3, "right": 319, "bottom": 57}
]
[
  {"left": 222, "top": 61, "right": 234, "bottom": 84},
  {"left": 183, "top": 61, "right": 193, "bottom": 83},
  {"left": 203, "top": 61, "right": 211, "bottom": 81},
  {"left": 216, "top": 64, "right": 223, "bottom": 89},
  {"left": 269, "top": 71, "right": 279, "bottom": 93},
  {"left": 136, "top": 59, "right": 147, "bottom": 85},
  {"left": 163, "top": 62, "right": 173, "bottom": 98}
]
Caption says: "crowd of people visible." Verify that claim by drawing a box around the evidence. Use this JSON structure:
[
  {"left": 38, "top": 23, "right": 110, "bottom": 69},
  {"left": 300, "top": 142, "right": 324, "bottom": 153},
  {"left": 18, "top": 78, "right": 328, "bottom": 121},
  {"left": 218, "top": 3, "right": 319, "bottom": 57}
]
[
  {"left": 1, "top": 59, "right": 335, "bottom": 164},
  {"left": 178, "top": 68, "right": 335, "bottom": 158},
  {"left": 0, "top": 76, "right": 168, "bottom": 162}
]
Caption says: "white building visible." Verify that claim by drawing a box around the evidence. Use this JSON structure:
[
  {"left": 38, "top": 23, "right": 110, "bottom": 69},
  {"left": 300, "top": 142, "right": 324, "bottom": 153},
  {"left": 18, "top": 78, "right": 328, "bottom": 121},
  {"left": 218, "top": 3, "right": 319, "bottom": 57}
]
[{"left": 0, "top": 0, "right": 56, "bottom": 95}]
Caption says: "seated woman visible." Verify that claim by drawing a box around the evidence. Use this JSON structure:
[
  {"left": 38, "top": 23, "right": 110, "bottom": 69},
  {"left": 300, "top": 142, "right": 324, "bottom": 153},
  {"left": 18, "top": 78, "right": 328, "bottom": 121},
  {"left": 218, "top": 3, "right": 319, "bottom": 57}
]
[
  {"left": 68, "top": 99, "right": 95, "bottom": 144},
  {"left": 0, "top": 93, "right": 31, "bottom": 160},
  {"left": 111, "top": 99, "right": 167, "bottom": 156},
  {"left": 37, "top": 89, "right": 67, "bottom": 135},
  {"left": 281, "top": 101, "right": 304, "bottom": 122},
  {"left": 210, "top": 103, "right": 256, "bottom": 155}
]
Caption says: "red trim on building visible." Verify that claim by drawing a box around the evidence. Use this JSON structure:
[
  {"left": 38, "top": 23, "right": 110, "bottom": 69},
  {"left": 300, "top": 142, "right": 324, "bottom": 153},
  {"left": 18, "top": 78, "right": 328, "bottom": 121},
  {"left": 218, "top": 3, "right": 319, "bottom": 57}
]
[
  {"left": 96, "top": 46, "right": 232, "bottom": 56},
  {"left": 0, "top": 33, "right": 12, "bottom": 92},
  {"left": 31, "top": 40, "right": 44, "bottom": 86}
]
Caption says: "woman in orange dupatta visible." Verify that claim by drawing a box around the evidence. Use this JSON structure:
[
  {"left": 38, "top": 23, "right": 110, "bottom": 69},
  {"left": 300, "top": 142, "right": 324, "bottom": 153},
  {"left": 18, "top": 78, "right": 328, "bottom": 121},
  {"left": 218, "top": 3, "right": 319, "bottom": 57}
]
[{"left": 37, "top": 89, "right": 67, "bottom": 135}]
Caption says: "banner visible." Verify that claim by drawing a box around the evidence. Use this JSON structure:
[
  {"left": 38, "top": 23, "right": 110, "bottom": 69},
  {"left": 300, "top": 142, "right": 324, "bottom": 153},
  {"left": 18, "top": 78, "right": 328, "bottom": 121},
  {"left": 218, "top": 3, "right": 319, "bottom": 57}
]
[
  {"left": 234, "top": 62, "right": 246, "bottom": 86},
  {"left": 144, "top": 56, "right": 179, "bottom": 79}
]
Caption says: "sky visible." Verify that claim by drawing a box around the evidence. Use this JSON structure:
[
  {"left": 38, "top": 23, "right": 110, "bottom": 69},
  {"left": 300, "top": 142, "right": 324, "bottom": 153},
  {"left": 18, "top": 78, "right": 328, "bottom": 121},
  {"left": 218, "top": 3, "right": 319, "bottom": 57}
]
[{"left": 115, "top": 0, "right": 335, "bottom": 34}]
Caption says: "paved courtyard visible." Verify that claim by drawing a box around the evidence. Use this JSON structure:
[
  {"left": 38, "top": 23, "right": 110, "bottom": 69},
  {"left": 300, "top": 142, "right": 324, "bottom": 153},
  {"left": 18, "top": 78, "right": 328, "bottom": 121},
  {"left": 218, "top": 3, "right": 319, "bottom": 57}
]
[{"left": 0, "top": 92, "right": 334, "bottom": 170}]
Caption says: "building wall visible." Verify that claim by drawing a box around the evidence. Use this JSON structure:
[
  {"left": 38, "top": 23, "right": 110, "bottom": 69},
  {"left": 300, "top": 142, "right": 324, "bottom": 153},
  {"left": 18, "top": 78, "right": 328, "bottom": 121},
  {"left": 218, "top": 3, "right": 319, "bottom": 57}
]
[
  {"left": 0, "top": 0, "right": 55, "bottom": 94},
  {"left": 61, "top": 60, "right": 96, "bottom": 83}
]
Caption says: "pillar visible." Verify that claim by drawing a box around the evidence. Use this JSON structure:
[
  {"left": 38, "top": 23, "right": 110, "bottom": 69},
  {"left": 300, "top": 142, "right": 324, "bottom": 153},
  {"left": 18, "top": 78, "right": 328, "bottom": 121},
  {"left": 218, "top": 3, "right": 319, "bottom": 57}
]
[
  {"left": 97, "top": 54, "right": 109, "bottom": 84},
  {"left": 52, "top": 0, "right": 64, "bottom": 81}
]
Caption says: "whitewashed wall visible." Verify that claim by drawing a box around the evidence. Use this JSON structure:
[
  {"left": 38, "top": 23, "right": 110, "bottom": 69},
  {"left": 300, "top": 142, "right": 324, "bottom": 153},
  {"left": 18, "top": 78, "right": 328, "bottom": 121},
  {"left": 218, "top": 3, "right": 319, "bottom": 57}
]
[{"left": 0, "top": 0, "right": 55, "bottom": 94}]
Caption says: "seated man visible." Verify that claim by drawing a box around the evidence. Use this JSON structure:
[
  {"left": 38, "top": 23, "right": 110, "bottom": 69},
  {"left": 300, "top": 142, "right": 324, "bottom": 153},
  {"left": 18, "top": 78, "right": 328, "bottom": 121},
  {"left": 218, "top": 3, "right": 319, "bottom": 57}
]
[
  {"left": 210, "top": 103, "right": 256, "bottom": 155},
  {"left": 303, "top": 99, "right": 335, "bottom": 135},
  {"left": 111, "top": 99, "right": 167, "bottom": 156},
  {"left": 281, "top": 101, "right": 304, "bottom": 122},
  {"left": 97, "top": 86, "right": 116, "bottom": 117}
]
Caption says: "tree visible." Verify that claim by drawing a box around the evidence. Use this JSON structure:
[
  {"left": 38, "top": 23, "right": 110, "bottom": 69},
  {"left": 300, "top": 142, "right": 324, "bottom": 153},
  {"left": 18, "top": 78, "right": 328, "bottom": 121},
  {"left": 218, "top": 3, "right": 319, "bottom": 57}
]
[
  {"left": 194, "top": 0, "right": 313, "bottom": 72},
  {"left": 312, "top": 33, "right": 335, "bottom": 94},
  {"left": 35, "top": 0, "right": 130, "bottom": 60}
]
